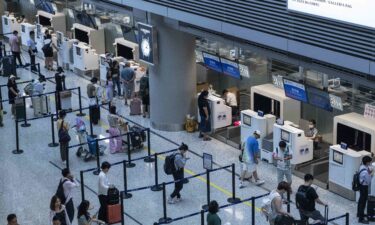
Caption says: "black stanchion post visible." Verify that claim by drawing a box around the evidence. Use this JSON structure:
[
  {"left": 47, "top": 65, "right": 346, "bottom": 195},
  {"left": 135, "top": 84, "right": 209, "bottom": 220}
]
[
  {"left": 151, "top": 153, "right": 163, "bottom": 191},
  {"left": 48, "top": 114, "right": 59, "bottom": 147},
  {"left": 200, "top": 210, "right": 205, "bottom": 225},
  {"left": 66, "top": 145, "right": 70, "bottom": 170},
  {"left": 287, "top": 190, "right": 291, "bottom": 213},
  {"left": 126, "top": 133, "right": 135, "bottom": 168},
  {"left": 227, "top": 163, "right": 241, "bottom": 203},
  {"left": 251, "top": 197, "right": 255, "bottom": 225},
  {"left": 54, "top": 92, "right": 59, "bottom": 121},
  {"left": 121, "top": 192, "right": 125, "bottom": 225},
  {"left": 76, "top": 87, "right": 85, "bottom": 117},
  {"left": 89, "top": 109, "right": 97, "bottom": 138},
  {"left": 202, "top": 170, "right": 211, "bottom": 210},
  {"left": 45, "top": 95, "right": 50, "bottom": 114},
  {"left": 80, "top": 171, "right": 85, "bottom": 202},
  {"left": 12, "top": 119, "right": 24, "bottom": 154},
  {"left": 158, "top": 183, "right": 172, "bottom": 223},
  {"left": 345, "top": 212, "right": 349, "bottom": 225},
  {"left": 144, "top": 128, "right": 155, "bottom": 163},
  {"left": 122, "top": 160, "right": 132, "bottom": 199},
  {"left": 36, "top": 63, "right": 41, "bottom": 76},
  {"left": 20, "top": 96, "right": 31, "bottom": 127},
  {"left": 93, "top": 139, "right": 100, "bottom": 175},
  {"left": 0, "top": 86, "right": 7, "bottom": 114}
]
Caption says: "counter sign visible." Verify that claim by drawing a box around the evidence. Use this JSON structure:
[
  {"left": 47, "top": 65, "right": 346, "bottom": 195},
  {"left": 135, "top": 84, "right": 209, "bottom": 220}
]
[{"left": 138, "top": 23, "right": 158, "bottom": 65}]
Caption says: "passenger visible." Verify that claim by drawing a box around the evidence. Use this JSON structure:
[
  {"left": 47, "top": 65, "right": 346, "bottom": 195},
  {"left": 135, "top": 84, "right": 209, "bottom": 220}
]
[
  {"left": 139, "top": 71, "right": 149, "bottom": 118},
  {"left": 9, "top": 30, "right": 23, "bottom": 67},
  {"left": 273, "top": 141, "right": 293, "bottom": 186},
  {"left": 7, "top": 214, "right": 18, "bottom": 225},
  {"left": 357, "top": 156, "right": 373, "bottom": 224},
  {"left": 239, "top": 130, "right": 264, "bottom": 188},
  {"left": 168, "top": 143, "right": 189, "bottom": 204},
  {"left": 43, "top": 33, "right": 55, "bottom": 71},
  {"left": 49, "top": 195, "right": 70, "bottom": 225},
  {"left": 106, "top": 74, "right": 114, "bottom": 105},
  {"left": 27, "top": 30, "right": 38, "bottom": 72},
  {"left": 110, "top": 60, "right": 121, "bottom": 97},
  {"left": 120, "top": 62, "right": 135, "bottom": 106},
  {"left": 98, "top": 161, "right": 112, "bottom": 222},
  {"left": 207, "top": 200, "right": 221, "bottom": 225},
  {"left": 107, "top": 105, "right": 123, "bottom": 154},
  {"left": 77, "top": 200, "right": 101, "bottom": 225},
  {"left": 87, "top": 77, "right": 98, "bottom": 105},
  {"left": 7, "top": 75, "right": 20, "bottom": 119},
  {"left": 198, "top": 90, "right": 211, "bottom": 141},
  {"left": 52, "top": 216, "right": 62, "bottom": 225},
  {"left": 57, "top": 110, "right": 70, "bottom": 164},
  {"left": 296, "top": 174, "right": 327, "bottom": 224},
  {"left": 61, "top": 168, "right": 80, "bottom": 223},
  {"left": 222, "top": 89, "right": 238, "bottom": 117},
  {"left": 55, "top": 67, "right": 66, "bottom": 110}
]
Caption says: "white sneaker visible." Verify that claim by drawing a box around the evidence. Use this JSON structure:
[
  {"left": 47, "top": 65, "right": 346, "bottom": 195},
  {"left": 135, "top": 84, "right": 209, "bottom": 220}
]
[
  {"left": 176, "top": 197, "right": 182, "bottom": 202},
  {"left": 255, "top": 179, "right": 265, "bottom": 185},
  {"left": 168, "top": 197, "right": 176, "bottom": 204},
  {"left": 239, "top": 182, "right": 246, "bottom": 189}
]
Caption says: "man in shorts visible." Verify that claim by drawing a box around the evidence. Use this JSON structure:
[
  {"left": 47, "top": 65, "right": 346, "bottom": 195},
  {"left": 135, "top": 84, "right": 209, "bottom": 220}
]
[
  {"left": 120, "top": 62, "right": 135, "bottom": 105},
  {"left": 240, "top": 130, "right": 265, "bottom": 188}
]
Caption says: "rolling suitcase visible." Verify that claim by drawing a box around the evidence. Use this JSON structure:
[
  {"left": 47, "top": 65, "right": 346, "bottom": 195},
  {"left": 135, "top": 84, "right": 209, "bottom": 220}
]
[
  {"left": 15, "top": 98, "right": 25, "bottom": 120},
  {"left": 129, "top": 130, "right": 143, "bottom": 150},
  {"left": 107, "top": 204, "right": 121, "bottom": 224},
  {"left": 41, "top": 95, "right": 51, "bottom": 115},
  {"left": 129, "top": 98, "right": 142, "bottom": 115},
  {"left": 2, "top": 55, "right": 17, "bottom": 77},
  {"left": 89, "top": 105, "right": 100, "bottom": 125},
  {"left": 107, "top": 187, "right": 120, "bottom": 205},
  {"left": 130, "top": 126, "right": 146, "bottom": 142},
  {"left": 59, "top": 90, "right": 72, "bottom": 111},
  {"left": 31, "top": 96, "right": 42, "bottom": 116}
]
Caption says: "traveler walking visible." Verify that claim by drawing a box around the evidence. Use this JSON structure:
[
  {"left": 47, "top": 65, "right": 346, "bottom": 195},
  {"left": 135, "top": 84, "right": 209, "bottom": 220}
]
[
  {"left": 168, "top": 143, "right": 189, "bottom": 204},
  {"left": 139, "top": 72, "right": 149, "bottom": 118},
  {"left": 60, "top": 168, "right": 80, "bottom": 223},
  {"left": 198, "top": 90, "right": 211, "bottom": 141},
  {"left": 120, "top": 62, "right": 135, "bottom": 105},
  {"left": 7, "top": 214, "right": 18, "bottom": 225},
  {"left": 55, "top": 67, "right": 66, "bottom": 111},
  {"left": 296, "top": 174, "right": 327, "bottom": 224},
  {"left": 98, "top": 161, "right": 112, "bottom": 222},
  {"left": 27, "top": 30, "right": 38, "bottom": 72},
  {"left": 9, "top": 30, "right": 23, "bottom": 67},
  {"left": 49, "top": 195, "right": 70, "bottom": 225},
  {"left": 7, "top": 75, "right": 19, "bottom": 119},
  {"left": 77, "top": 200, "right": 102, "bottom": 225},
  {"left": 239, "top": 130, "right": 264, "bottom": 188},
  {"left": 207, "top": 200, "right": 221, "bottom": 225},
  {"left": 357, "top": 156, "right": 373, "bottom": 224},
  {"left": 273, "top": 141, "right": 293, "bottom": 186},
  {"left": 57, "top": 110, "right": 70, "bottom": 164}
]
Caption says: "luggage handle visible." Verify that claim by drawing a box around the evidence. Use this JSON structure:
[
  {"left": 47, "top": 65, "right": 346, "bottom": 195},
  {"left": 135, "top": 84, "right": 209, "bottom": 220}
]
[{"left": 324, "top": 205, "right": 328, "bottom": 225}]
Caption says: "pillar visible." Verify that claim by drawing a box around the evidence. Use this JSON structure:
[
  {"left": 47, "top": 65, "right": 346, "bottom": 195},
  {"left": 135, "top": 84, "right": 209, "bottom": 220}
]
[{"left": 149, "top": 16, "right": 196, "bottom": 131}]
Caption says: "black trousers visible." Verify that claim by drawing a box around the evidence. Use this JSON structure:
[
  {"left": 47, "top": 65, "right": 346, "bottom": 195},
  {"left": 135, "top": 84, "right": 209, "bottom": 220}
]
[
  {"left": 170, "top": 169, "right": 184, "bottom": 199},
  {"left": 29, "top": 52, "right": 36, "bottom": 71},
  {"left": 98, "top": 194, "right": 108, "bottom": 222},
  {"left": 358, "top": 184, "right": 369, "bottom": 219},
  {"left": 65, "top": 199, "right": 74, "bottom": 223},
  {"left": 12, "top": 51, "right": 22, "bottom": 66}
]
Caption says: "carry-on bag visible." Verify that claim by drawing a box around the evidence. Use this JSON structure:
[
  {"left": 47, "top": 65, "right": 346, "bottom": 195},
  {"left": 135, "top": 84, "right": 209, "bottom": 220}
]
[
  {"left": 107, "top": 187, "right": 120, "bottom": 205},
  {"left": 89, "top": 105, "right": 100, "bottom": 125},
  {"left": 2, "top": 55, "right": 17, "bottom": 77},
  {"left": 15, "top": 98, "right": 25, "bottom": 120},
  {"left": 129, "top": 98, "right": 142, "bottom": 115},
  {"left": 107, "top": 203, "right": 121, "bottom": 224},
  {"left": 59, "top": 90, "right": 72, "bottom": 111},
  {"left": 31, "top": 96, "right": 42, "bottom": 116}
]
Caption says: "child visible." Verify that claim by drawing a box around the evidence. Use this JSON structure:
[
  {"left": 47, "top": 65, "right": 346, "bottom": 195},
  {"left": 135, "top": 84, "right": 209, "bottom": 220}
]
[{"left": 105, "top": 74, "right": 114, "bottom": 106}]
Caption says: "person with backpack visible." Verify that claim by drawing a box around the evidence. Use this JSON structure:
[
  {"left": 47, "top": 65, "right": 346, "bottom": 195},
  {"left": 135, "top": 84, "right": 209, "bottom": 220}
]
[
  {"left": 49, "top": 195, "right": 70, "bottom": 225},
  {"left": 139, "top": 72, "right": 149, "bottom": 118},
  {"left": 120, "top": 62, "right": 135, "bottom": 106},
  {"left": 57, "top": 110, "right": 70, "bottom": 164},
  {"left": 357, "top": 156, "right": 373, "bottom": 224},
  {"left": 167, "top": 143, "right": 189, "bottom": 204},
  {"left": 7, "top": 75, "right": 20, "bottom": 119},
  {"left": 273, "top": 141, "right": 293, "bottom": 186},
  {"left": 109, "top": 60, "right": 121, "bottom": 97},
  {"left": 296, "top": 174, "right": 327, "bottom": 224},
  {"left": 98, "top": 161, "right": 112, "bottom": 222},
  {"left": 58, "top": 168, "right": 80, "bottom": 223},
  {"left": 43, "top": 33, "right": 56, "bottom": 71},
  {"left": 261, "top": 181, "right": 292, "bottom": 225}
]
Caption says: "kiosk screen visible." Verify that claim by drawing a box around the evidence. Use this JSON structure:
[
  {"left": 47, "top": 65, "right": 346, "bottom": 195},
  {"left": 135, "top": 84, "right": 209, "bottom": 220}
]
[
  {"left": 117, "top": 44, "right": 134, "bottom": 59},
  {"left": 57, "top": 32, "right": 62, "bottom": 48},
  {"left": 333, "top": 150, "right": 343, "bottom": 164},
  {"left": 281, "top": 130, "right": 290, "bottom": 142},
  {"left": 243, "top": 115, "right": 251, "bottom": 126},
  {"left": 76, "top": 46, "right": 81, "bottom": 56},
  {"left": 75, "top": 28, "right": 89, "bottom": 44},
  {"left": 21, "top": 25, "right": 25, "bottom": 33},
  {"left": 38, "top": 15, "right": 51, "bottom": 26},
  {"left": 3, "top": 17, "right": 8, "bottom": 26}
]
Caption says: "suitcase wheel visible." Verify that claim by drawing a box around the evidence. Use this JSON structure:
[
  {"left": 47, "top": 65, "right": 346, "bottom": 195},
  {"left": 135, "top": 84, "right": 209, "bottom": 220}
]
[{"left": 76, "top": 147, "right": 83, "bottom": 157}]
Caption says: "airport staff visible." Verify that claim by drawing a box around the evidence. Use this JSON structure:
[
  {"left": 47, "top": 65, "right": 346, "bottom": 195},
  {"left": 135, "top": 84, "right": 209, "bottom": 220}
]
[
  {"left": 357, "top": 156, "right": 373, "bottom": 224},
  {"left": 305, "top": 119, "right": 318, "bottom": 140},
  {"left": 222, "top": 89, "right": 238, "bottom": 116}
]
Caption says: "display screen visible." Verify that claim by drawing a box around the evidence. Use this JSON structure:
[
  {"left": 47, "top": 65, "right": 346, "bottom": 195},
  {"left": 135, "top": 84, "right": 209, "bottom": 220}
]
[
  {"left": 288, "top": 0, "right": 375, "bottom": 29},
  {"left": 333, "top": 150, "right": 343, "bottom": 165},
  {"left": 38, "top": 15, "right": 51, "bottom": 26},
  {"left": 203, "top": 153, "right": 213, "bottom": 170},
  {"left": 74, "top": 28, "right": 89, "bottom": 44},
  {"left": 4, "top": 17, "right": 8, "bottom": 26},
  {"left": 220, "top": 57, "right": 241, "bottom": 79},
  {"left": 21, "top": 25, "right": 25, "bottom": 33},
  {"left": 306, "top": 87, "right": 333, "bottom": 112},
  {"left": 117, "top": 44, "right": 134, "bottom": 60},
  {"left": 202, "top": 52, "right": 222, "bottom": 73},
  {"left": 283, "top": 79, "right": 308, "bottom": 103},
  {"left": 281, "top": 130, "right": 290, "bottom": 142},
  {"left": 243, "top": 115, "right": 251, "bottom": 126},
  {"left": 76, "top": 46, "right": 81, "bottom": 56},
  {"left": 56, "top": 32, "right": 62, "bottom": 48}
]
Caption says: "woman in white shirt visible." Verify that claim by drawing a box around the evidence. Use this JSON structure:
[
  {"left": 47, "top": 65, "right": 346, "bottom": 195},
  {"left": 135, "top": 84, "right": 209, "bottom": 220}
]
[
  {"left": 49, "top": 195, "right": 70, "bottom": 225},
  {"left": 98, "top": 161, "right": 111, "bottom": 222}
]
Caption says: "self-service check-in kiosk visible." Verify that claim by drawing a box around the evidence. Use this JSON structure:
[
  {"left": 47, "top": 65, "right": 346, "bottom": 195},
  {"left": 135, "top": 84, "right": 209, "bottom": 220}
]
[
  {"left": 273, "top": 121, "right": 314, "bottom": 165},
  {"left": 73, "top": 42, "right": 99, "bottom": 76},
  {"left": 251, "top": 84, "right": 301, "bottom": 124},
  {"left": 198, "top": 94, "right": 232, "bottom": 131},
  {"left": 71, "top": 23, "right": 105, "bottom": 54},
  {"left": 2, "top": 14, "right": 20, "bottom": 39},
  {"left": 36, "top": 10, "right": 66, "bottom": 34},
  {"left": 57, "top": 31, "right": 77, "bottom": 70},
  {"left": 241, "top": 110, "right": 276, "bottom": 162},
  {"left": 20, "top": 23, "right": 35, "bottom": 48},
  {"left": 329, "top": 144, "right": 371, "bottom": 201},
  {"left": 34, "top": 24, "right": 49, "bottom": 58}
]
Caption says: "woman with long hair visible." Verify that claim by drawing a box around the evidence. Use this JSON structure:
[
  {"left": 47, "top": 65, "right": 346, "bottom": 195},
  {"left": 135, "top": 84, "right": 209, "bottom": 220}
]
[
  {"left": 77, "top": 200, "right": 101, "bottom": 225},
  {"left": 49, "top": 195, "right": 70, "bottom": 225}
]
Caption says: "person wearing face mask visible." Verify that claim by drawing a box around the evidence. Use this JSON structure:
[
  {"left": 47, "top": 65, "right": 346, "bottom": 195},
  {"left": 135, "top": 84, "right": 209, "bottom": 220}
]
[
  {"left": 168, "top": 143, "right": 189, "bottom": 204},
  {"left": 306, "top": 119, "right": 318, "bottom": 140},
  {"left": 357, "top": 156, "right": 374, "bottom": 224},
  {"left": 198, "top": 90, "right": 211, "bottom": 141}
]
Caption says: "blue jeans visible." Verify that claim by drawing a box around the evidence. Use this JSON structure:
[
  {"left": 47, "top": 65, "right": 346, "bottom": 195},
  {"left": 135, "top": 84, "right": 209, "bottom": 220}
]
[{"left": 112, "top": 76, "right": 121, "bottom": 96}]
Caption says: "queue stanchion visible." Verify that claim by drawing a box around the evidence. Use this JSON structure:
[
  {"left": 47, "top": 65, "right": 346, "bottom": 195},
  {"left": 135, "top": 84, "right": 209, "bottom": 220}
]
[
  {"left": 251, "top": 197, "right": 255, "bottom": 225},
  {"left": 287, "top": 190, "right": 291, "bottom": 213},
  {"left": 48, "top": 113, "right": 59, "bottom": 147},
  {"left": 80, "top": 170, "right": 85, "bottom": 202},
  {"left": 76, "top": 87, "right": 85, "bottom": 117},
  {"left": 144, "top": 128, "right": 155, "bottom": 163},
  {"left": 345, "top": 213, "right": 349, "bottom": 225},
  {"left": 66, "top": 144, "right": 70, "bottom": 170},
  {"left": 12, "top": 119, "right": 24, "bottom": 154},
  {"left": 20, "top": 96, "right": 31, "bottom": 127},
  {"left": 122, "top": 160, "right": 132, "bottom": 199},
  {"left": 202, "top": 169, "right": 211, "bottom": 210},
  {"left": 200, "top": 210, "right": 205, "bottom": 225},
  {"left": 120, "top": 192, "right": 125, "bottom": 225},
  {"left": 0, "top": 86, "right": 7, "bottom": 114},
  {"left": 227, "top": 163, "right": 241, "bottom": 203},
  {"left": 54, "top": 92, "right": 59, "bottom": 121},
  {"left": 126, "top": 133, "right": 135, "bottom": 168},
  {"left": 93, "top": 139, "right": 100, "bottom": 175},
  {"left": 158, "top": 182, "right": 172, "bottom": 223},
  {"left": 151, "top": 153, "right": 163, "bottom": 192},
  {"left": 45, "top": 95, "right": 50, "bottom": 114},
  {"left": 89, "top": 107, "right": 97, "bottom": 138}
]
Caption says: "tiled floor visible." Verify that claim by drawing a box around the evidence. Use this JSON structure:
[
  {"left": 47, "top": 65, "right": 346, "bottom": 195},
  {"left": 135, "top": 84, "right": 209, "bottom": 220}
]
[{"left": 0, "top": 51, "right": 357, "bottom": 225}]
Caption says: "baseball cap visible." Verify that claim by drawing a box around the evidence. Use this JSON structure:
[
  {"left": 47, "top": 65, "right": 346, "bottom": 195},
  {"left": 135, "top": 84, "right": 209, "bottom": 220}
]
[
  {"left": 254, "top": 130, "right": 261, "bottom": 136},
  {"left": 9, "top": 75, "right": 16, "bottom": 79}
]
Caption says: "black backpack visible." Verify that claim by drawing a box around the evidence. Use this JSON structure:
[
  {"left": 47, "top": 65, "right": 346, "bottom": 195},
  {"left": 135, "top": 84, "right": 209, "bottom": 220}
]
[
  {"left": 164, "top": 153, "right": 178, "bottom": 175},
  {"left": 42, "top": 43, "right": 53, "bottom": 55},
  {"left": 107, "top": 186, "right": 120, "bottom": 205},
  {"left": 56, "top": 179, "right": 68, "bottom": 204},
  {"left": 295, "top": 186, "right": 312, "bottom": 210},
  {"left": 274, "top": 215, "right": 296, "bottom": 225},
  {"left": 352, "top": 168, "right": 367, "bottom": 191}
]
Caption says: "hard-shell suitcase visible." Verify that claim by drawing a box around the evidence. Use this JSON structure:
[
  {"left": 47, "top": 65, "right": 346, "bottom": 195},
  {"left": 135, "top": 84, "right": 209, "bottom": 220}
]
[
  {"left": 89, "top": 105, "right": 100, "bottom": 125},
  {"left": 107, "top": 187, "right": 120, "bottom": 205},
  {"left": 107, "top": 204, "right": 121, "bottom": 224},
  {"left": 2, "top": 55, "right": 17, "bottom": 77},
  {"left": 129, "top": 131, "right": 143, "bottom": 150},
  {"left": 129, "top": 98, "right": 141, "bottom": 115},
  {"left": 59, "top": 90, "right": 72, "bottom": 111},
  {"left": 130, "top": 126, "right": 146, "bottom": 142},
  {"left": 15, "top": 98, "right": 25, "bottom": 120},
  {"left": 32, "top": 96, "right": 42, "bottom": 116}
]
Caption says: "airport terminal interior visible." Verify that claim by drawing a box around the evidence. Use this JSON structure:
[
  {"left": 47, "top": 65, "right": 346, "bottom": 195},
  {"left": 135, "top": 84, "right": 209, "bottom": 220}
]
[{"left": 1, "top": 0, "right": 375, "bottom": 224}]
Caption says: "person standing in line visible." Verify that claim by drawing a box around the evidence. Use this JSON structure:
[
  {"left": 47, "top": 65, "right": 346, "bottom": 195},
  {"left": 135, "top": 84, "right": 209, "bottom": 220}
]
[
  {"left": 222, "top": 89, "right": 238, "bottom": 117},
  {"left": 43, "top": 33, "right": 56, "bottom": 71},
  {"left": 168, "top": 143, "right": 189, "bottom": 204},
  {"left": 0, "top": 103, "right": 4, "bottom": 127},
  {"left": 207, "top": 200, "right": 221, "bottom": 225},
  {"left": 110, "top": 60, "right": 121, "bottom": 97},
  {"left": 77, "top": 200, "right": 102, "bottom": 225},
  {"left": 27, "top": 30, "right": 38, "bottom": 72},
  {"left": 9, "top": 30, "right": 23, "bottom": 67},
  {"left": 52, "top": 216, "right": 62, "bottom": 225},
  {"left": 7, "top": 75, "right": 19, "bottom": 119},
  {"left": 55, "top": 67, "right": 66, "bottom": 111},
  {"left": 139, "top": 71, "right": 149, "bottom": 118},
  {"left": 98, "top": 161, "right": 112, "bottom": 222},
  {"left": 57, "top": 110, "right": 70, "bottom": 164},
  {"left": 105, "top": 74, "right": 114, "bottom": 105},
  {"left": 198, "top": 90, "right": 211, "bottom": 141},
  {"left": 49, "top": 195, "right": 70, "bottom": 225},
  {"left": 7, "top": 214, "right": 18, "bottom": 225},
  {"left": 273, "top": 141, "right": 293, "bottom": 186},
  {"left": 357, "top": 156, "right": 373, "bottom": 224},
  {"left": 239, "top": 130, "right": 264, "bottom": 188},
  {"left": 61, "top": 168, "right": 80, "bottom": 223},
  {"left": 120, "top": 62, "right": 135, "bottom": 106}
]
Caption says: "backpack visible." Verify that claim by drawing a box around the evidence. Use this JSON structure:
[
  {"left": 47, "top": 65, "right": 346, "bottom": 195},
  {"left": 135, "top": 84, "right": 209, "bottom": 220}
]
[
  {"left": 139, "top": 76, "right": 149, "bottom": 97},
  {"left": 56, "top": 179, "right": 68, "bottom": 204},
  {"left": 42, "top": 42, "right": 53, "bottom": 55},
  {"left": 352, "top": 168, "right": 367, "bottom": 191},
  {"left": 24, "top": 82, "right": 33, "bottom": 95},
  {"left": 261, "top": 191, "right": 280, "bottom": 219},
  {"left": 274, "top": 215, "right": 296, "bottom": 225},
  {"left": 295, "top": 186, "right": 312, "bottom": 210},
  {"left": 164, "top": 153, "right": 178, "bottom": 175}
]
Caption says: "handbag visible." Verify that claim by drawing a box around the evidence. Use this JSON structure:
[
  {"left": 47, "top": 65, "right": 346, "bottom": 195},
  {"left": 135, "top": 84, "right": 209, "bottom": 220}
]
[{"left": 58, "top": 120, "right": 71, "bottom": 143}]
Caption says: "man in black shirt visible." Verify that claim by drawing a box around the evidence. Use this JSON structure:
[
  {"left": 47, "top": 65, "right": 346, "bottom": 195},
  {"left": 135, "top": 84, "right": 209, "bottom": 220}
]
[
  {"left": 198, "top": 90, "right": 211, "bottom": 141},
  {"left": 296, "top": 174, "right": 327, "bottom": 224}
]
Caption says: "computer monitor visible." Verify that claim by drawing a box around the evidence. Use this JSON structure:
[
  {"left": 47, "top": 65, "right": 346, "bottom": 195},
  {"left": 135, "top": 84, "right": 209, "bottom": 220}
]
[
  {"left": 38, "top": 15, "right": 51, "bottom": 26},
  {"left": 21, "top": 25, "right": 25, "bottom": 33},
  {"left": 74, "top": 28, "right": 89, "bottom": 44},
  {"left": 281, "top": 130, "right": 290, "bottom": 142},
  {"left": 117, "top": 43, "right": 134, "bottom": 60},
  {"left": 333, "top": 150, "right": 343, "bottom": 164},
  {"left": 243, "top": 115, "right": 251, "bottom": 126},
  {"left": 257, "top": 110, "right": 264, "bottom": 117},
  {"left": 340, "top": 142, "right": 348, "bottom": 150},
  {"left": 76, "top": 46, "right": 81, "bottom": 56},
  {"left": 4, "top": 17, "right": 8, "bottom": 26}
]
